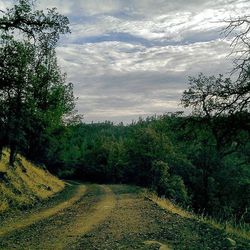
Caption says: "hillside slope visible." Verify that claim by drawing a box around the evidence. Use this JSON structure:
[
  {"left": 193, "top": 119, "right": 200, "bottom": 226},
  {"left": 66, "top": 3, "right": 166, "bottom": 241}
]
[{"left": 0, "top": 150, "right": 64, "bottom": 213}]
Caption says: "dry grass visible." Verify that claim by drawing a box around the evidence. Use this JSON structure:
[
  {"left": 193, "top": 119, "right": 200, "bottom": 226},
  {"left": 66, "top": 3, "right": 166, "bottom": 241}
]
[
  {"left": 145, "top": 191, "right": 250, "bottom": 241},
  {"left": 146, "top": 192, "right": 192, "bottom": 218},
  {"left": 0, "top": 149, "right": 65, "bottom": 213}
]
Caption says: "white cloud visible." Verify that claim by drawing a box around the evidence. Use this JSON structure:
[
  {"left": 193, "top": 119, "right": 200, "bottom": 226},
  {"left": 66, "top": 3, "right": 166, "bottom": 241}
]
[
  {"left": 56, "top": 37, "right": 232, "bottom": 122},
  {"left": 1, "top": 0, "right": 249, "bottom": 123},
  {"left": 65, "top": 0, "right": 249, "bottom": 48},
  {"left": 57, "top": 39, "right": 231, "bottom": 75}
]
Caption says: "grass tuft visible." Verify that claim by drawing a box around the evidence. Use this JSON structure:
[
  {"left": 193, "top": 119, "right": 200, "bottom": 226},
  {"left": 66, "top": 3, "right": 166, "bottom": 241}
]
[{"left": 145, "top": 191, "right": 192, "bottom": 218}]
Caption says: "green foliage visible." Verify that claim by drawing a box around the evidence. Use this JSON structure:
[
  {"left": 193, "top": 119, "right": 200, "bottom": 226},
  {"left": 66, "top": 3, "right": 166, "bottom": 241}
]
[
  {"left": 126, "top": 127, "right": 171, "bottom": 185},
  {"left": 0, "top": 0, "right": 74, "bottom": 165},
  {"left": 166, "top": 175, "right": 189, "bottom": 205},
  {"left": 44, "top": 113, "right": 249, "bottom": 223},
  {"left": 150, "top": 161, "right": 170, "bottom": 194},
  {"left": 0, "top": 0, "right": 70, "bottom": 43}
]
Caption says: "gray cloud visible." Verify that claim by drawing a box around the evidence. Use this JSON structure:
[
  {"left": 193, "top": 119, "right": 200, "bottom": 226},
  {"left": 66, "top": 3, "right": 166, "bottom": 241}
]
[{"left": 1, "top": 0, "right": 249, "bottom": 123}]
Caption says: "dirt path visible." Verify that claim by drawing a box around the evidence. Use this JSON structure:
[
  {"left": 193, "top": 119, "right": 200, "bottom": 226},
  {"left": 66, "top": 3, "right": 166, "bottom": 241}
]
[
  {"left": 0, "top": 185, "right": 86, "bottom": 237},
  {"left": 0, "top": 183, "right": 249, "bottom": 250},
  {"left": 0, "top": 183, "right": 116, "bottom": 250},
  {"left": 71, "top": 185, "right": 250, "bottom": 250},
  {"left": 40, "top": 185, "right": 116, "bottom": 250}
]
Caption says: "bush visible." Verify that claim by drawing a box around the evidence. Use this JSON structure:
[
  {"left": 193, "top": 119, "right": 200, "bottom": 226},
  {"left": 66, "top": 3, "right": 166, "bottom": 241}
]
[
  {"left": 150, "top": 161, "right": 189, "bottom": 205},
  {"left": 166, "top": 175, "right": 189, "bottom": 205}
]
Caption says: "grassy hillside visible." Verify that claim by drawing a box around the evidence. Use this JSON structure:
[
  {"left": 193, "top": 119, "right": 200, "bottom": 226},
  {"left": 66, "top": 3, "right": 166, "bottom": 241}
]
[{"left": 0, "top": 150, "right": 65, "bottom": 213}]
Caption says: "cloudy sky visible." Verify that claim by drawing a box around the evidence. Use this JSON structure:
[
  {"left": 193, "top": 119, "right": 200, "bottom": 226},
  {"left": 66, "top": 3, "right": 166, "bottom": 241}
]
[{"left": 1, "top": 0, "right": 250, "bottom": 123}]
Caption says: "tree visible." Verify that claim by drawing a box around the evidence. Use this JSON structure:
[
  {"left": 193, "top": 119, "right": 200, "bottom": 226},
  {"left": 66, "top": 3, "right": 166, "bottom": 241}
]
[
  {"left": 222, "top": 16, "right": 250, "bottom": 112},
  {"left": 0, "top": 39, "right": 34, "bottom": 165},
  {"left": 180, "top": 15, "right": 250, "bottom": 218},
  {"left": 182, "top": 15, "right": 250, "bottom": 117},
  {"left": 182, "top": 73, "right": 249, "bottom": 117},
  {"left": 0, "top": 0, "right": 69, "bottom": 40},
  {"left": 0, "top": 0, "right": 73, "bottom": 165},
  {"left": 126, "top": 127, "right": 169, "bottom": 186},
  {"left": 223, "top": 16, "right": 250, "bottom": 80},
  {"left": 181, "top": 15, "right": 250, "bottom": 152},
  {"left": 24, "top": 48, "right": 75, "bottom": 163},
  {"left": 181, "top": 74, "right": 249, "bottom": 157}
]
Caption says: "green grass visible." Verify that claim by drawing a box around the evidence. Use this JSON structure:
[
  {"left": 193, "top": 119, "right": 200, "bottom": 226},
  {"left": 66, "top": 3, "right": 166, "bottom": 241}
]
[
  {"left": 199, "top": 215, "right": 250, "bottom": 241},
  {"left": 0, "top": 149, "right": 65, "bottom": 213}
]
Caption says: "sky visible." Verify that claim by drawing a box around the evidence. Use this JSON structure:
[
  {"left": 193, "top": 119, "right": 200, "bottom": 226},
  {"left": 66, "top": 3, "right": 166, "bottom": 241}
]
[{"left": 1, "top": 0, "right": 250, "bottom": 123}]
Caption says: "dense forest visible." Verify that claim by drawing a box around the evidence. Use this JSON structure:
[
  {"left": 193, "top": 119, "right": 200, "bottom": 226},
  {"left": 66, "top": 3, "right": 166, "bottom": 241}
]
[
  {"left": 0, "top": 0, "right": 249, "bottom": 226},
  {"left": 34, "top": 112, "right": 249, "bottom": 224}
]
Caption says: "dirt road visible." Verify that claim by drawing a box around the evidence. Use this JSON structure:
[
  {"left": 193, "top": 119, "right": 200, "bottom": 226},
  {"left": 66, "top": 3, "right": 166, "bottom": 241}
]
[{"left": 0, "top": 183, "right": 249, "bottom": 249}]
